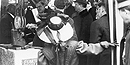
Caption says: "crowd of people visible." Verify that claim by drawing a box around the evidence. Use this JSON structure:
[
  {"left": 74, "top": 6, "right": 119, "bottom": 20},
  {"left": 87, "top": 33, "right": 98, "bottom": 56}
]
[{"left": 1, "top": 0, "right": 130, "bottom": 65}]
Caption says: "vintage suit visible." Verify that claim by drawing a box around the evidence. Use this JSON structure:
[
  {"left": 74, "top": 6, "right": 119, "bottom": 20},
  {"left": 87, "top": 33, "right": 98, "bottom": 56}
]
[
  {"left": 89, "top": 15, "right": 111, "bottom": 65},
  {"left": 72, "top": 9, "right": 93, "bottom": 43},
  {"left": 72, "top": 9, "right": 93, "bottom": 65},
  {"left": 0, "top": 13, "right": 14, "bottom": 44}
]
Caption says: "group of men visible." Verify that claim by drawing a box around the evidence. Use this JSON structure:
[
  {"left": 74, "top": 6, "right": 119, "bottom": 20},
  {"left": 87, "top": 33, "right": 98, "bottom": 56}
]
[
  {"left": 1, "top": 0, "right": 130, "bottom": 65},
  {"left": 32, "top": 0, "right": 113, "bottom": 65}
]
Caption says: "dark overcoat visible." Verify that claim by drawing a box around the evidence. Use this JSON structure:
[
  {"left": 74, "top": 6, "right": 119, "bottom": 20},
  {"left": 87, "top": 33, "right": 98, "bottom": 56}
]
[
  {"left": 89, "top": 15, "right": 111, "bottom": 65},
  {"left": 72, "top": 9, "right": 93, "bottom": 65},
  {"left": 72, "top": 9, "right": 93, "bottom": 43},
  {"left": 23, "top": 8, "right": 37, "bottom": 43},
  {"left": 0, "top": 13, "right": 14, "bottom": 44}
]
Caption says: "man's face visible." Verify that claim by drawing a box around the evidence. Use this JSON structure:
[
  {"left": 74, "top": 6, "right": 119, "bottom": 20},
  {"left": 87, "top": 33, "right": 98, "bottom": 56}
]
[
  {"left": 8, "top": 4, "right": 16, "bottom": 15},
  {"left": 96, "top": 6, "right": 104, "bottom": 15},
  {"left": 36, "top": 1, "right": 47, "bottom": 13},
  {"left": 96, "top": 6, "right": 106, "bottom": 19},
  {"left": 74, "top": 2, "right": 82, "bottom": 12},
  {"left": 23, "top": 0, "right": 29, "bottom": 9},
  {"left": 119, "top": 9, "right": 130, "bottom": 23}
]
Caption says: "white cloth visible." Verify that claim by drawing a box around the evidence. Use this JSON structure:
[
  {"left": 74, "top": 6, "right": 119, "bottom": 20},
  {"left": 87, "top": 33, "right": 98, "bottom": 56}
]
[
  {"left": 76, "top": 41, "right": 103, "bottom": 55},
  {"left": 32, "top": 8, "right": 41, "bottom": 23}
]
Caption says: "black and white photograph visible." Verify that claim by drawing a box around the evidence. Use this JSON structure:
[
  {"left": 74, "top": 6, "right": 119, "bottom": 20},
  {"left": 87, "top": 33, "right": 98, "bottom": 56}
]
[{"left": 0, "top": 0, "right": 129, "bottom": 65}]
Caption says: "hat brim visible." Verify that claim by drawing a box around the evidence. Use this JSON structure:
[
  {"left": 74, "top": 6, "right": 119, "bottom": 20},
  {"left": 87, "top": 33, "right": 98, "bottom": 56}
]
[
  {"left": 118, "top": 0, "right": 130, "bottom": 8},
  {"left": 74, "top": 0, "right": 87, "bottom": 4}
]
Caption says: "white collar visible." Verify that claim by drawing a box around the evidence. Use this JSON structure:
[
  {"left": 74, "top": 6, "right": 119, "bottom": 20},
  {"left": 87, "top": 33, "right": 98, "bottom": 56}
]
[{"left": 8, "top": 12, "right": 15, "bottom": 18}]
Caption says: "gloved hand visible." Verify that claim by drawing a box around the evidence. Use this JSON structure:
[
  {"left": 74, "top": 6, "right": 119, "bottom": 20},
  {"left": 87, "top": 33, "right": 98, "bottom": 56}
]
[
  {"left": 99, "top": 41, "right": 116, "bottom": 49},
  {"left": 76, "top": 41, "right": 88, "bottom": 54}
]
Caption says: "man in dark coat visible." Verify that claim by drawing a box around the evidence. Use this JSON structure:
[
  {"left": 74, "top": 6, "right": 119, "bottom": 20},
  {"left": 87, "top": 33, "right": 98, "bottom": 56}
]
[
  {"left": 89, "top": 2, "right": 110, "bottom": 65},
  {"left": 116, "top": 0, "right": 130, "bottom": 65},
  {"left": 0, "top": 4, "right": 16, "bottom": 44},
  {"left": 72, "top": 0, "right": 93, "bottom": 65},
  {"left": 72, "top": 0, "right": 93, "bottom": 43},
  {"left": 22, "top": 0, "right": 37, "bottom": 44}
]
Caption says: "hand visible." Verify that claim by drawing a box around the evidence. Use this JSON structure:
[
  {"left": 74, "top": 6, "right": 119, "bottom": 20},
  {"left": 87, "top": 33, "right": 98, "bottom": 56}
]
[
  {"left": 76, "top": 41, "right": 88, "bottom": 54},
  {"left": 99, "top": 41, "right": 116, "bottom": 48},
  {"left": 77, "top": 41, "right": 85, "bottom": 49}
]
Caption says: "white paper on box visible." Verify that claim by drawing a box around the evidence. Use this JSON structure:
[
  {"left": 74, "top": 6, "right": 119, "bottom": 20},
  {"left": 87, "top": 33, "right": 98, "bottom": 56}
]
[{"left": 7, "top": 48, "right": 40, "bottom": 65}]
